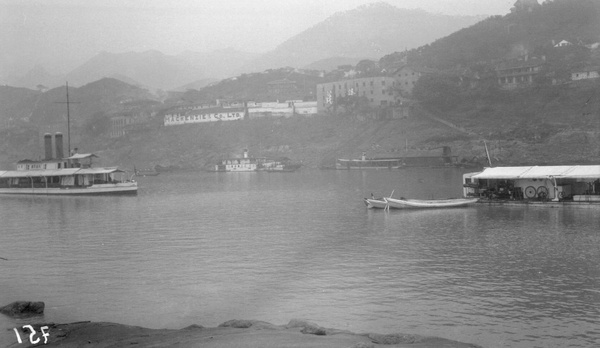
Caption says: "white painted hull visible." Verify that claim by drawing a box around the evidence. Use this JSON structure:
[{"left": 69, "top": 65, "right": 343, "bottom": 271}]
[
  {"left": 0, "top": 183, "right": 137, "bottom": 195},
  {"left": 364, "top": 198, "right": 388, "bottom": 209},
  {"left": 385, "top": 197, "right": 478, "bottom": 209}
]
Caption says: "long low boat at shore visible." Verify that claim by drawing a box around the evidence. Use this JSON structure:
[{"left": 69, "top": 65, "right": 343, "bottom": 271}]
[
  {"left": 385, "top": 197, "right": 478, "bottom": 209},
  {"left": 0, "top": 133, "right": 137, "bottom": 196},
  {"left": 335, "top": 148, "right": 459, "bottom": 170},
  {"left": 364, "top": 197, "right": 389, "bottom": 209}
]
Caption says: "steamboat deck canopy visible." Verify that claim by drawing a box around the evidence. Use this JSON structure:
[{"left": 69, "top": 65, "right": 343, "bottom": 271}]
[{"left": 0, "top": 167, "right": 124, "bottom": 178}]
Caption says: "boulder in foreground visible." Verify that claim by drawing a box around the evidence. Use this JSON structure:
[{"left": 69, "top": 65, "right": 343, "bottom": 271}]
[{"left": 0, "top": 301, "right": 45, "bottom": 317}]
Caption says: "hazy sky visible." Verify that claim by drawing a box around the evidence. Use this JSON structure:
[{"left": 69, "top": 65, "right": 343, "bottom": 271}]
[{"left": 1, "top": 0, "right": 516, "bottom": 76}]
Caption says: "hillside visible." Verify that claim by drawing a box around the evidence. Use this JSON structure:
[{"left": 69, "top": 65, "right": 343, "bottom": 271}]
[
  {"left": 238, "top": 2, "right": 484, "bottom": 74},
  {"left": 177, "top": 67, "right": 324, "bottom": 103},
  {"left": 1, "top": 0, "right": 599, "bottom": 171},
  {"left": 381, "top": 0, "right": 600, "bottom": 70},
  {"left": 49, "top": 79, "right": 600, "bottom": 172}
]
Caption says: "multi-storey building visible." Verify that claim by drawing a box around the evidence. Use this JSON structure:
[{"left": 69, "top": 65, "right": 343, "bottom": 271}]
[
  {"left": 496, "top": 56, "right": 545, "bottom": 89},
  {"left": 316, "top": 76, "right": 398, "bottom": 113},
  {"left": 391, "top": 65, "right": 437, "bottom": 96}
]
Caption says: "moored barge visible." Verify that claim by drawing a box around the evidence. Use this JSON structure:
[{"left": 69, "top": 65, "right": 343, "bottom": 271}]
[{"left": 463, "top": 165, "right": 600, "bottom": 207}]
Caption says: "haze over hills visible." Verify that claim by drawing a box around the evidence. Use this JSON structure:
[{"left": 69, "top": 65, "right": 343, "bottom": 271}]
[
  {"left": 10, "top": 49, "right": 259, "bottom": 92},
  {"left": 8, "top": 2, "right": 485, "bottom": 92},
  {"left": 237, "top": 2, "right": 485, "bottom": 74},
  {"left": 3, "top": 0, "right": 598, "bottom": 170}
]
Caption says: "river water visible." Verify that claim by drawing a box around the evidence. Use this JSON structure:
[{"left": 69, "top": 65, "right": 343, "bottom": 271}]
[{"left": 1, "top": 168, "right": 599, "bottom": 347}]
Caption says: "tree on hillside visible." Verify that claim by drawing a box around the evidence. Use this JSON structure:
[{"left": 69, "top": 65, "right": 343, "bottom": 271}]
[
  {"left": 83, "top": 111, "right": 111, "bottom": 137},
  {"left": 355, "top": 60, "right": 380, "bottom": 77},
  {"left": 412, "top": 73, "right": 461, "bottom": 111},
  {"left": 336, "top": 95, "right": 373, "bottom": 118}
]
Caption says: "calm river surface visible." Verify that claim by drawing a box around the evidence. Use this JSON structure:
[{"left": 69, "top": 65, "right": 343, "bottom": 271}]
[{"left": 1, "top": 168, "right": 599, "bottom": 347}]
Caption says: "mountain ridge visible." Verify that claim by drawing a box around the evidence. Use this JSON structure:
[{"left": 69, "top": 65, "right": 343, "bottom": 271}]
[
  {"left": 237, "top": 2, "right": 486, "bottom": 74},
  {"left": 8, "top": 2, "right": 485, "bottom": 91}
]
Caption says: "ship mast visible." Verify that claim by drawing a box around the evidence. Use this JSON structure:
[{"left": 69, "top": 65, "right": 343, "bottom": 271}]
[
  {"left": 55, "top": 82, "right": 79, "bottom": 156},
  {"left": 66, "top": 82, "right": 71, "bottom": 155}
]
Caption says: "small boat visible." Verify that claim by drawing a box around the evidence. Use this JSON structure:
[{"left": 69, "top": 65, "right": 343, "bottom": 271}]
[
  {"left": 364, "top": 197, "right": 388, "bottom": 209},
  {"left": 134, "top": 166, "right": 160, "bottom": 177},
  {"left": 385, "top": 197, "right": 478, "bottom": 209}
]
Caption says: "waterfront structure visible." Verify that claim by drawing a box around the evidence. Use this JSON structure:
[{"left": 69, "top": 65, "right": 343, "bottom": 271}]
[
  {"left": 164, "top": 100, "right": 317, "bottom": 126},
  {"left": 391, "top": 65, "right": 437, "bottom": 96},
  {"left": 571, "top": 67, "right": 600, "bottom": 81},
  {"left": 248, "top": 100, "right": 317, "bottom": 118},
  {"left": 554, "top": 40, "right": 572, "bottom": 47},
  {"left": 463, "top": 165, "right": 600, "bottom": 204},
  {"left": 267, "top": 78, "right": 298, "bottom": 101},
  {"left": 496, "top": 56, "right": 545, "bottom": 89},
  {"left": 164, "top": 106, "right": 246, "bottom": 126},
  {"left": 316, "top": 76, "right": 397, "bottom": 113}
]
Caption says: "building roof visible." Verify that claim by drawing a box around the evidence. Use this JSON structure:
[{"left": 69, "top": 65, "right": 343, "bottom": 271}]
[
  {"left": 496, "top": 57, "right": 544, "bottom": 71},
  {"left": 471, "top": 165, "right": 600, "bottom": 180}
]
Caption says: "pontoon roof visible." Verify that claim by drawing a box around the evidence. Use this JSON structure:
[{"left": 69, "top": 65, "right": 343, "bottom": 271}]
[{"left": 471, "top": 165, "right": 600, "bottom": 180}]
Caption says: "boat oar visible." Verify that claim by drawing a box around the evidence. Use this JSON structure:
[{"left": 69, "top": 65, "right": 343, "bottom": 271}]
[{"left": 385, "top": 190, "right": 394, "bottom": 211}]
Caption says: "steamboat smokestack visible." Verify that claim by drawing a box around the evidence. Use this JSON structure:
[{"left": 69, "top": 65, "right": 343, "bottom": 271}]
[
  {"left": 55, "top": 132, "right": 64, "bottom": 159},
  {"left": 44, "top": 133, "right": 53, "bottom": 160}
]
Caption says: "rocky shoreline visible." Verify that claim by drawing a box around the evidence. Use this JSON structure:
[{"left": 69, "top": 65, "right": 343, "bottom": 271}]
[
  {"left": 16, "top": 319, "right": 482, "bottom": 348},
  {"left": 1, "top": 303, "right": 481, "bottom": 347}
]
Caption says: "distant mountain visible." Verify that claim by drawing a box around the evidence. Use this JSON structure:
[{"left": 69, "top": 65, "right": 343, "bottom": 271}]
[
  {"left": 11, "top": 65, "right": 62, "bottom": 91},
  {"left": 172, "top": 78, "right": 220, "bottom": 92},
  {"left": 9, "top": 48, "right": 259, "bottom": 92},
  {"left": 177, "top": 48, "right": 260, "bottom": 81},
  {"left": 63, "top": 50, "right": 201, "bottom": 91},
  {"left": 238, "top": 2, "right": 485, "bottom": 74},
  {"left": 0, "top": 78, "right": 156, "bottom": 129}
]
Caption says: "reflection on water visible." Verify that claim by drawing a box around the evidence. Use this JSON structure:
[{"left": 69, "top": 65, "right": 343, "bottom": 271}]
[{"left": 1, "top": 168, "right": 599, "bottom": 348}]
